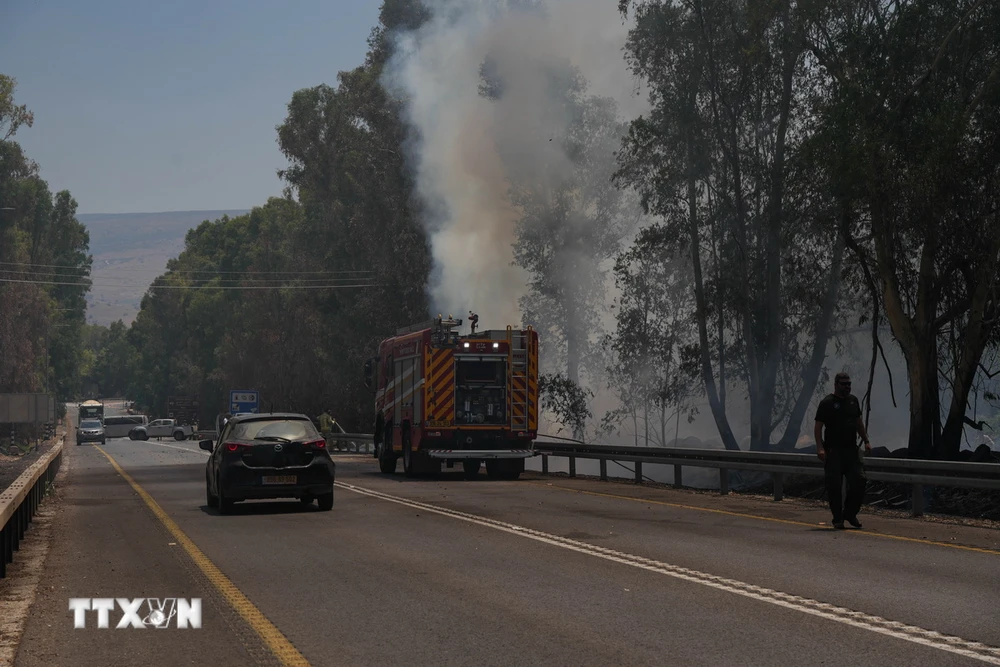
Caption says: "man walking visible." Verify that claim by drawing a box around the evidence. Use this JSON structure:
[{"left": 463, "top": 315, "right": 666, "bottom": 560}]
[{"left": 814, "top": 372, "right": 872, "bottom": 529}]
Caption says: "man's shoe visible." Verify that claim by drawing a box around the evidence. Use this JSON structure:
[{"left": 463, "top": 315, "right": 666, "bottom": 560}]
[
  {"left": 833, "top": 521, "right": 846, "bottom": 530},
  {"left": 846, "top": 516, "right": 863, "bottom": 529}
]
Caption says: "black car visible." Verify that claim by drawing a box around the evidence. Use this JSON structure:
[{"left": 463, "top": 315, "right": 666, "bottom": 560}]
[{"left": 201, "top": 413, "right": 335, "bottom": 513}]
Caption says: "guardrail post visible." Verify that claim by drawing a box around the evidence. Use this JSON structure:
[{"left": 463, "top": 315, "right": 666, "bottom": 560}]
[
  {"left": 634, "top": 461, "right": 642, "bottom": 484},
  {"left": 674, "top": 464, "right": 682, "bottom": 488},
  {"left": 773, "top": 473, "right": 784, "bottom": 502},
  {"left": 569, "top": 456, "right": 576, "bottom": 478},
  {"left": 15, "top": 504, "right": 23, "bottom": 548},
  {"left": 719, "top": 468, "right": 729, "bottom": 495},
  {"left": 542, "top": 454, "right": 548, "bottom": 474},
  {"left": 600, "top": 459, "right": 607, "bottom": 481},
  {"left": 1, "top": 527, "right": 8, "bottom": 577},
  {"left": 912, "top": 483, "right": 924, "bottom": 517}
]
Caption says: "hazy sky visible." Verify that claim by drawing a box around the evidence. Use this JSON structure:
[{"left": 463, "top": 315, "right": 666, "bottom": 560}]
[{"left": 0, "top": 0, "right": 381, "bottom": 214}]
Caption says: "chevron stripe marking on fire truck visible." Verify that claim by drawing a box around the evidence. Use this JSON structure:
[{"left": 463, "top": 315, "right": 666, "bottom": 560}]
[
  {"left": 511, "top": 373, "right": 527, "bottom": 421},
  {"left": 528, "top": 334, "right": 538, "bottom": 430},
  {"left": 426, "top": 349, "right": 455, "bottom": 423}
]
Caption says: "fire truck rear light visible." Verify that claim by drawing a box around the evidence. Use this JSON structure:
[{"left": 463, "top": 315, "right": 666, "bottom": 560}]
[
  {"left": 428, "top": 431, "right": 441, "bottom": 437},
  {"left": 493, "top": 342, "right": 499, "bottom": 349},
  {"left": 463, "top": 342, "right": 470, "bottom": 348}
]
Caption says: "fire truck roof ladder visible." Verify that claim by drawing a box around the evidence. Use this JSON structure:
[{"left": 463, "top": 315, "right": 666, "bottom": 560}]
[
  {"left": 395, "top": 314, "right": 463, "bottom": 337},
  {"left": 509, "top": 326, "right": 529, "bottom": 431}
]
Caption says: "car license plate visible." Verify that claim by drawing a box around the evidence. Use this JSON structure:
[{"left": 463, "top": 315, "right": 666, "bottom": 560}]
[{"left": 261, "top": 475, "right": 296, "bottom": 485}]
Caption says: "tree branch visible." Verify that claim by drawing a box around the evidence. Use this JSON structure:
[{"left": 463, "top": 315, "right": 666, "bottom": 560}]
[{"left": 894, "top": 0, "right": 989, "bottom": 117}]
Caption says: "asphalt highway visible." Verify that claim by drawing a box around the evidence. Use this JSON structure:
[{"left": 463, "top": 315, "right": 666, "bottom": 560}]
[{"left": 9, "top": 434, "right": 1000, "bottom": 666}]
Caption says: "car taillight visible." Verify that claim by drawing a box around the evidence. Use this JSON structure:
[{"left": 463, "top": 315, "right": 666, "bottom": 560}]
[
  {"left": 225, "top": 442, "right": 249, "bottom": 454},
  {"left": 305, "top": 439, "right": 326, "bottom": 450}
]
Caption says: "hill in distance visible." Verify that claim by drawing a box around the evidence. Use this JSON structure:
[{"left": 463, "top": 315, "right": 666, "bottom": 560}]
[{"left": 79, "top": 210, "right": 249, "bottom": 326}]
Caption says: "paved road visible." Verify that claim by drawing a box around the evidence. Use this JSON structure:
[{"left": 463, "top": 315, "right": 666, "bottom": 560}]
[{"left": 11, "top": 437, "right": 1000, "bottom": 666}]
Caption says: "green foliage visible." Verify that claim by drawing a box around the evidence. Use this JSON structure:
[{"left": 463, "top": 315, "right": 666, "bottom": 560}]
[
  {"left": 116, "top": 4, "right": 433, "bottom": 428},
  {"left": 0, "top": 74, "right": 33, "bottom": 141},
  {"left": 539, "top": 372, "right": 592, "bottom": 438},
  {"left": 615, "top": 0, "right": 848, "bottom": 451},
  {"left": 0, "top": 75, "right": 91, "bottom": 401},
  {"left": 807, "top": 0, "right": 1000, "bottom": 458},
  {"left": 602, "top": 224, "right": 698, "bottom": 446}
]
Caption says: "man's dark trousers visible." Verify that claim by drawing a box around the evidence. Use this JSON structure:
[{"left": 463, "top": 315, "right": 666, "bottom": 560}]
[{"left": 824, "top": 446, "right": 867, "bottom": 522}]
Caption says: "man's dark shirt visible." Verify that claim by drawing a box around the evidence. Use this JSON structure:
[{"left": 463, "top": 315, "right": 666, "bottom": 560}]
[{"left": 815, "top": 393, "right": 862, "bottom": 449}]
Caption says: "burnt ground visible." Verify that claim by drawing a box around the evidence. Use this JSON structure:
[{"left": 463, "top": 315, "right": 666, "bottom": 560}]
[
  {"left": 738, "top": 474, "right": 1000, "bottom": 523},
  {"left": 0, "top": 431, "right": 63, "bottom": 494}
]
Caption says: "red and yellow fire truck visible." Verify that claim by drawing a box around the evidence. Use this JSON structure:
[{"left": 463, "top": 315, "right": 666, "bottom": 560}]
[{"left": 363, "top": 314, "right": 539, "bottom": 480}]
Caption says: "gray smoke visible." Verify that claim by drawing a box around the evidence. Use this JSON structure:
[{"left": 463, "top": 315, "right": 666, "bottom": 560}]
[{"left": 384, "top": 0, "right": 645, "bottom": 332}]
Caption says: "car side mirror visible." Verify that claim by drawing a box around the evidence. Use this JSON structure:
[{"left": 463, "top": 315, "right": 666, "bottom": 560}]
[{"left": 199, "top": 440, "right": 214, "bottom": 452}]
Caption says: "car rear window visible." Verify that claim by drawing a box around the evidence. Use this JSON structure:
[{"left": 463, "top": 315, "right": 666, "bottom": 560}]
[
  {"left": 230, "top": 419, "right": 319, "bottom": 442},
  {"left": 80, "top": 420, "right": 102, "bottom": 428}
]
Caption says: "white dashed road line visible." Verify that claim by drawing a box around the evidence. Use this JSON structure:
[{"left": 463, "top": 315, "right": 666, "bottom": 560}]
[{"left": 336, "top": 480, "right": 1000, "bottom": 665}]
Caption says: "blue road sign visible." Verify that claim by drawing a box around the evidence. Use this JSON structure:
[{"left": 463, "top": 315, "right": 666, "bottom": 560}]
[{"left": 230, "top": 390, "right": 259, "bottom": 414}]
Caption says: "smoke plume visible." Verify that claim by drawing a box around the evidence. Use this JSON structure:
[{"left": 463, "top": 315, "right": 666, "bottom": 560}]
[{"left": 384, "top": 0, "right": 644, "bottom": 332}]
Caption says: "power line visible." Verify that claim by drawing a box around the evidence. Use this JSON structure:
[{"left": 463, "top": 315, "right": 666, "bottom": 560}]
[
  {"left": 0, "top": 260, "right": 374, "bottom": 276},
  {"left": 0, "top": 277, "right": 377, "bottom": 290},
  {"left": 0, "top": 269, "right": 373, "bottom": 284}
]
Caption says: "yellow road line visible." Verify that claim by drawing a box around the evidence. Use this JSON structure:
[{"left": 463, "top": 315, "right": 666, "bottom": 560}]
[
  {"left": 95, "top": 446, "right": 310, "bottom": 666},
  {"left": 526, "top": 480, "right": 1000, "bottom": 557}
]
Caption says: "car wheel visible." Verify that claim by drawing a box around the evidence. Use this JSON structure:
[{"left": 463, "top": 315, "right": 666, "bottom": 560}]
[
  {"left": 402, "top": 428, "right": 417, "bottom": 478},
  {"left": 206, "top": 474, "right": 218, "bottom": 506},
  {"left": 174, "top": 431, "right": 186, "bottom": 441},
  {"left": 141, "top": 432, "right": 149, "bottom": 441},
  {"left": 316, "top": 492, "right": 334, "bottom": 511},
  {"left": 378, "top": 430, "right": 397, "bottom": 474},
  {"left": 487, "top": 459, "right": 523, "bottom": 481},
  {"left": 216, "top": 476, "right": 234, "bottom": 514},
  {"left": 463, "top": 459, "right": 481, "bottom": 480}
]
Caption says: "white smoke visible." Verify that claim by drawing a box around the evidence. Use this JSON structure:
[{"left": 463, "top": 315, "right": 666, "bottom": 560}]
[{"left": 384, "top": 0, "right": 645, "bottom": 332}]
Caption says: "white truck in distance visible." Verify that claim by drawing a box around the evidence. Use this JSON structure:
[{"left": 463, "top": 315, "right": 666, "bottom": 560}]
[{"left": 128, "top": 418, "right": 194, "bottom": 441}]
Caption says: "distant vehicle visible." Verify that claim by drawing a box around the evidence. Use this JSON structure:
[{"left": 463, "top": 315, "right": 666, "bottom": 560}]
[
  {"left": 79, "top": 399, "right": 104, "bottom": 422},
  {"left": 201, "top": 413, "right": 335, "bottom": 514},
  {"left": 76, "top": 419, "right": 106, "bottom": 446},
  {"left": 103, "top": 414, "right": 148, "bottom": 438},
  {"left": 128, "top": 418, "right": 194, "bottom": 441}
]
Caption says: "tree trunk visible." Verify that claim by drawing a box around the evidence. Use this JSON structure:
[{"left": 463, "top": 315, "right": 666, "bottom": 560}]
[
  {"left": 661, "top": 400, "right": 667, "bottom": 448},
  {"left": 871, "top": 185, "right": 940, "bottom": 459},
  {"left": 687, "top": 152, "right": 739, "bottom": 448},
  {"left": 566, "top": 316, "right": 580, "bottom": 386},
  {"left": 938, "top": 231, "right": 1000, "bottom": 458},
  {"left": 904, "top": 342, "right": 941, "bottom": 459},
  {"left": 776, "top": 228, "right": 846, "bottom": 451},
  {"left": 686, "top": 45, "right": 739, "bottom": 451},
  {"left": 752, "top": 0, "right": 796, "bottom": 452}
]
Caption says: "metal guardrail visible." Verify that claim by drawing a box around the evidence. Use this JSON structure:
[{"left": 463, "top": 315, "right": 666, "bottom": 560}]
[
  {"left": 194, "top": 430, "right": 999, "bottom": 517},
  {"left": 0, "top": 438, "right": 63, "bottom": 578},
  {"left": 324, "top": 433, "right": 374, "bottom": 454},
  {"left": 532, "top": 441, "right": 1000, "bottom": 517}
]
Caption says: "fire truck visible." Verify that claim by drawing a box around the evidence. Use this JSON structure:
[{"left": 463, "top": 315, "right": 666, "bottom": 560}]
[{"left": 364, "top": 314, "right": 539, "bottom": 480}]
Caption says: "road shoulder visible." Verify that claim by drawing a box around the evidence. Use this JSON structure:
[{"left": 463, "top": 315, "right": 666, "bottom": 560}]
[{"left": 12, "top": 444, "right": 280, "bottom": 667}]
